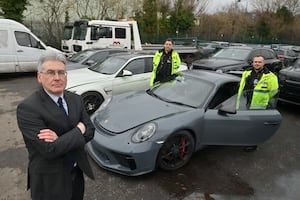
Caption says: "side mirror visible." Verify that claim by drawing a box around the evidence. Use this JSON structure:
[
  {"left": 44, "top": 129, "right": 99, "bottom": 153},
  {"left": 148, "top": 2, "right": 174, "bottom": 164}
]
[
  {"left": 122, "top": 69, "right": 133, "bottom": 76},
  {"left": 218, "top": 103, "right": 237, "bottom": 115},
  {"left": 85, "top": 60, "right": 95, "bottom": 66}
]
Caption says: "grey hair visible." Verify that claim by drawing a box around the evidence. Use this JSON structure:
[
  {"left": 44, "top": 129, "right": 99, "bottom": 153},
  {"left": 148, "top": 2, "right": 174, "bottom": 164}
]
[{"left": 37, "top": 50, "right": 67, "bottom": 72}]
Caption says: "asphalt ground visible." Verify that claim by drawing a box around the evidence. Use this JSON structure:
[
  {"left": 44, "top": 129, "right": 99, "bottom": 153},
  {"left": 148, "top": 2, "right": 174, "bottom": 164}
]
[{"left": 0, "top": 72, "right": 299, "bottom": 200}]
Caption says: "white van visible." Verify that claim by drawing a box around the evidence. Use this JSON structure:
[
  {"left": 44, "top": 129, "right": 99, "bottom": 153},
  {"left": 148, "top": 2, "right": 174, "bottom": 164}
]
[{"left": 0, "top": 19, "right": 60, "bottom": 73}]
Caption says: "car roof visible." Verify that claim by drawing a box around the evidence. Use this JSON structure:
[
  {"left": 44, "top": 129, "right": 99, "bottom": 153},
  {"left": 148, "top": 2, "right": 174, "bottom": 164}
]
[
  {"left": 83, "top": 48, "right": 130, "bottom": 52},
  {"left": 182, "top": 69, "right": 240, "bottom": 84},
  {"left": 224, "top": 46, "right": 272, "bottom": 51},
  {"left": 106, "top": 51, "right": 154, "bottom": 59}
]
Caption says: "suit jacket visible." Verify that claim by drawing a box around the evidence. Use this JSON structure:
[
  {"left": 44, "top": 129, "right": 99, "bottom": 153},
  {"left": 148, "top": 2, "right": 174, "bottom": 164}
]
[{"left": 17, "top": 88, "right": 95, "bottom": 199}]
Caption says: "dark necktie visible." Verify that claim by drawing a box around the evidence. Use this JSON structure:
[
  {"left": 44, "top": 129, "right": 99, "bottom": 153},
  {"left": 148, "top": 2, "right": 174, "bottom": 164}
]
[{"left": 57, "top": 97, "right": 67, "bottom": 116}]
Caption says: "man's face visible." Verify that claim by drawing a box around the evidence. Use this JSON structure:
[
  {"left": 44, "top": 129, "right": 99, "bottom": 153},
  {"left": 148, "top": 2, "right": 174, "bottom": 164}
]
[
  {"left": 164, "top": 41, "right": 173, "bottom": 52},
  {"left": 37, "top": 60, "right": 67, "bottom": 96},
  {"left": 253, "top": 56, "right": 265, "bottom": 71}
]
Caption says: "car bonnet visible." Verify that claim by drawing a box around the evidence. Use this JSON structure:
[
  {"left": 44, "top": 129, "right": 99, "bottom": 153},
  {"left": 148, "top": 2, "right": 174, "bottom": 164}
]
[
  {"left": 193, "top": 58, "right": 245, "bottom": 70},
  {"left": 66, "top": 68, "right": 111, "bottom": 89},
  {"left": 94, "top": 91, "right": 191, "bottom": 133}
]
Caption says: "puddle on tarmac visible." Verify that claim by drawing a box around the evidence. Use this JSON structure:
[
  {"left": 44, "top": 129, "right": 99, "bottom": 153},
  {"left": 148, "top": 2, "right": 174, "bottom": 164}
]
[{"left": 154, "top": 148, "right": 254, "bottom": 199}]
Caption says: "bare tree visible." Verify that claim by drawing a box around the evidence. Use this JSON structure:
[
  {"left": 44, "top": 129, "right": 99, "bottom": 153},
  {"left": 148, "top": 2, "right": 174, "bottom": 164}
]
[
  {"left": 25, "top": 0, "right": 73, "bottom": 47},
  {"left": 74, "top": 0, "right": 119, "bottom": 19},
  {"left": 165, "top": 0, "right": 209, "bottom": 15},
  {"left": 251, "top": 0, "right": 300, "bottom": 15},
  {"left": 74, "top": 0, "right": 143, "bottom": 20}
]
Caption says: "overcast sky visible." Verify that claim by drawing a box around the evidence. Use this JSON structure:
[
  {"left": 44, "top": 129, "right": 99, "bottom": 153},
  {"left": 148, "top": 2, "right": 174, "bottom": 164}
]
[{"left": 206, "top": 0, "right": 253, "bottom": 13}]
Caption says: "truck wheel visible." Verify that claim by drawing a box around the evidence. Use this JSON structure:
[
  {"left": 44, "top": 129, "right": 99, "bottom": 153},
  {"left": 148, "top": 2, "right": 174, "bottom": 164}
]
[{"left": 81, "top": 92, "right": 104, "bottom": 115}]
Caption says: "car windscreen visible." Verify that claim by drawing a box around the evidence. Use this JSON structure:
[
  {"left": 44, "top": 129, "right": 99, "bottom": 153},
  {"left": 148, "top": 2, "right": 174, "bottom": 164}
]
[
  {"left": 294, "top": 59, "right": 300, "bottom": 67},
  {"left": 68, "top": 50, "right": 95, "bottom": 63},
  {"left": 150, "top": 75, "right": 214, "bottom": 108},
  {"left": 89, "top": 56, "right": 127, "bottom": 74},
  {"left": 213, "top": 48, "right": 250, "bottom": 60}
]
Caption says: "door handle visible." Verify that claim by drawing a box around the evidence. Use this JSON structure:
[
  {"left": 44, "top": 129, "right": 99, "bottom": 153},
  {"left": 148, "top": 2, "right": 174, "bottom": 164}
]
[
  {"left": 264, "top": 122, "right": 279, "bottom": 125},
  {"left": 17, "top": 50, "right": 24, "bottom": 52}
]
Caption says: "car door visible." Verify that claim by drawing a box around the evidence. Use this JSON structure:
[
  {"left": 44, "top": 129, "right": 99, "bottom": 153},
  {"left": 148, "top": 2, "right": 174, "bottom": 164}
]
[
  {"left": 111, "top": 56, "right": 153, "bottom": 95},
  {"left": 14, "top": 31, "right": 46, "bottom": 72},
  {"left": 201, "top": 91, "right": 282, "bottom": 146}
]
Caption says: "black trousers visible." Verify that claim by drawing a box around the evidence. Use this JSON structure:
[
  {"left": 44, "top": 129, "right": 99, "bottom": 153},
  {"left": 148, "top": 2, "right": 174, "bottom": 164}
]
[{"left": 71, "top": 166, "right": 84, "bottom": 200}]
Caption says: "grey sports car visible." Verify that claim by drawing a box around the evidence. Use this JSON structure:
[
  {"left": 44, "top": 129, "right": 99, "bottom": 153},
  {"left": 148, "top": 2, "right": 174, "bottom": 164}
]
[{"left": 87, "top": 70, "right": 282, "bottom": 176}]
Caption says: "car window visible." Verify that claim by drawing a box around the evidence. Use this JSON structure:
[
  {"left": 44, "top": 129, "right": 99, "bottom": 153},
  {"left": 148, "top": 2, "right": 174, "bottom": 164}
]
[
  {"left": 221, "top": 89, "right": 278, "bottom": 111},
  {"left": 261, "top": 49, "right": 276, "bottom": 59},
  {"left": 151, "top": 75, "right": 214, "bottom": 108},
  {"left": 124, "top": 58, "right": 145, "bottom": 74},
  {"left": 145, "top": 57, "right": 153, "bottom": 72},
  {"left": 208, "top": 82, "right": 239, "bottom": 109},
  {"left": 213, "top": 48, "right": 250, "bottom": 60},
  {"left": 287, "top": 50, "right": 298, "bottom": 57},
  {"left": 84, "top": 51, "right": 109, "bottom": 64},
  {"left": 115, "top": 28, "right": 126, "bottom": 39},
  {"left": 90, "top": 56, "right": 127, "bottom": 74},
  {"left": 69, "top": 50, "right": 94, "bottom": 62},
  {"left": 14, "top": 31, "right": 44, "bottom": 49}
]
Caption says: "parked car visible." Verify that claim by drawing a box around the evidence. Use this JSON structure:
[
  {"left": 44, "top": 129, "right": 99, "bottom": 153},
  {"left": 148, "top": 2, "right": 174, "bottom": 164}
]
[
  {"left": 274, "top": 47, "right": 299, "bottom": 67},
  {"left": 197, "top": 42, "right": 224, "bottom": 58},
  {"left": 192, "top": 46, "right": 283, "bottom": 75},
  {"left": 86, "top": 70, "right": 282, "bottom": 176},
  {"left": 66, "top": 48, "right": 129, "bottom": 70},
  {"left": 66, "top": 52, "right": 188, "bottom": 114},
  {"left": 278, "top": 59, "right": 300, "bottom": 105}
]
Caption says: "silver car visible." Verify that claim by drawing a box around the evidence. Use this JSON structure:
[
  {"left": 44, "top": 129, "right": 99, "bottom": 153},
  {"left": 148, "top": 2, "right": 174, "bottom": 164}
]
[{"left": 87, "top": 70, "right": 282, "bottom": 176}]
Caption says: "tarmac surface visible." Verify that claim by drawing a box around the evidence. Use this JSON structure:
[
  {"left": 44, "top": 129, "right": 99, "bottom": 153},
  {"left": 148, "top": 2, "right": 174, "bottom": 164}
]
[{"left": 0, "top": 72, "right": 300, "bottom": 200}]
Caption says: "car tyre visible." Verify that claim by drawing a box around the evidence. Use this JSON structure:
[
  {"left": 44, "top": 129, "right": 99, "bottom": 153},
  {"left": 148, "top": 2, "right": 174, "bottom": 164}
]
[
  {"left": 157, "top": 131, "right": 195, "bottom": 171},
  {"left": 81, "top": 92, "right": 104, "bottom": 115}
]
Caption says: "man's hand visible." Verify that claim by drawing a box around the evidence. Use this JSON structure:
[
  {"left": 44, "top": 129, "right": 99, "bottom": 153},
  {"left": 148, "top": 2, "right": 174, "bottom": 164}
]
[
  {"left": 77, "top": 122, "right": 86, "bottom": 134},
  {"left": 38, "top": 129, "right": 58, "bottom": 142}
]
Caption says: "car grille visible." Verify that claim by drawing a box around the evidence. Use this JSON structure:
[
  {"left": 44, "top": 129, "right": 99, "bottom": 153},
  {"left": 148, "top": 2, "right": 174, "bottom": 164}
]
[
  {"left": 91, "top": 141, "right": 137, "bottom": 170},
  {"left": 111, "top": 152, "right": 137, "bottom": 170},
  {"left": 73, "top": 45, "right": 82, "bottom": 52},
  {"left": 62, "top": 45, "right": 69, "bottom": 50}
]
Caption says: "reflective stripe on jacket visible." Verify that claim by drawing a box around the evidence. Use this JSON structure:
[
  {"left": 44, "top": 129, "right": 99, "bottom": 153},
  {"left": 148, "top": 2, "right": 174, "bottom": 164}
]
[
  {"left": 150, "top": 50, "right": 181, "bottom": 86},
  {"left": 237, "top": 70, "right": 278, "bottom": 109}
]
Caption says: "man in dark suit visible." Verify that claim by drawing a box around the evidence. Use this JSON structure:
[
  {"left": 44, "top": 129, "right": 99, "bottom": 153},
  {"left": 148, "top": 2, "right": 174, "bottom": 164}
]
[{"left": 17, "top": 50, "right": 95, "bottom": 200}]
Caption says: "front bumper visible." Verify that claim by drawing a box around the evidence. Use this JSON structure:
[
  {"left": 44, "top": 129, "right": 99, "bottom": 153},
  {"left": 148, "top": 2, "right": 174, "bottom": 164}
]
[{"left": 86, "top": 129, "right": 163, "bottom": 176}]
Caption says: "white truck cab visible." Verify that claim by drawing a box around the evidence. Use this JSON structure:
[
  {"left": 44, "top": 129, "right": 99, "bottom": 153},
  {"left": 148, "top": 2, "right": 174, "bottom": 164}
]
[
  {"left": 0, "top": 19, "right": 59, "bottom": 73},
  {"left": 61, "top": 19, "right": 142, "bottom": 55}
]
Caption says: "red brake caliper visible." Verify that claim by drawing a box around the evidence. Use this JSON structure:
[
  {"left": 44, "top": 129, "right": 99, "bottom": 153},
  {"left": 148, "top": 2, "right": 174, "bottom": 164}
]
[{"left": 180, "top": 137, "right": 186, "bottom": 158}]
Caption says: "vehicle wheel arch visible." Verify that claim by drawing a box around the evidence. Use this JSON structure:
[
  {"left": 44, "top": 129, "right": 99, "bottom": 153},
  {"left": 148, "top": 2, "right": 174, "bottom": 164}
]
[
  {"left": 81, "top": 91, "right": 105, "bottom": 115},
  {"left": 155, "top": 129, "right": 196, "bottom": 171}
]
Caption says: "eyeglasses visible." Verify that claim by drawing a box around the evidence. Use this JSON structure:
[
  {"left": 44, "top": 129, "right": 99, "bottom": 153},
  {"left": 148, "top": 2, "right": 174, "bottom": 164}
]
[{"left": 40, "top": 70, "right": 67, "bottom": 77}]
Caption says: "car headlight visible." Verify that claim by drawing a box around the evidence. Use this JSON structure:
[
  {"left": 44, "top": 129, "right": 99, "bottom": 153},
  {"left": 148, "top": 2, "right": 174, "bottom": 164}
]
[
  {"left": 216, "top": 69, "right": 223, "bottom": 73},
  {"left": 132, "top": 123, "right": 156, "bottom": 143}
]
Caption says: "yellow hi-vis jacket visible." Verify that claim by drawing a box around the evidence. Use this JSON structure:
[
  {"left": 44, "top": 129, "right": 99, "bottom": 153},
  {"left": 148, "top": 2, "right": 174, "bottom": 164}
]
[
  {"left": 237, "top": 70, "right": 279, "bottom": 109},
  {"left": 150, "top": 50, "right": 181, "bottom": 86}
]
